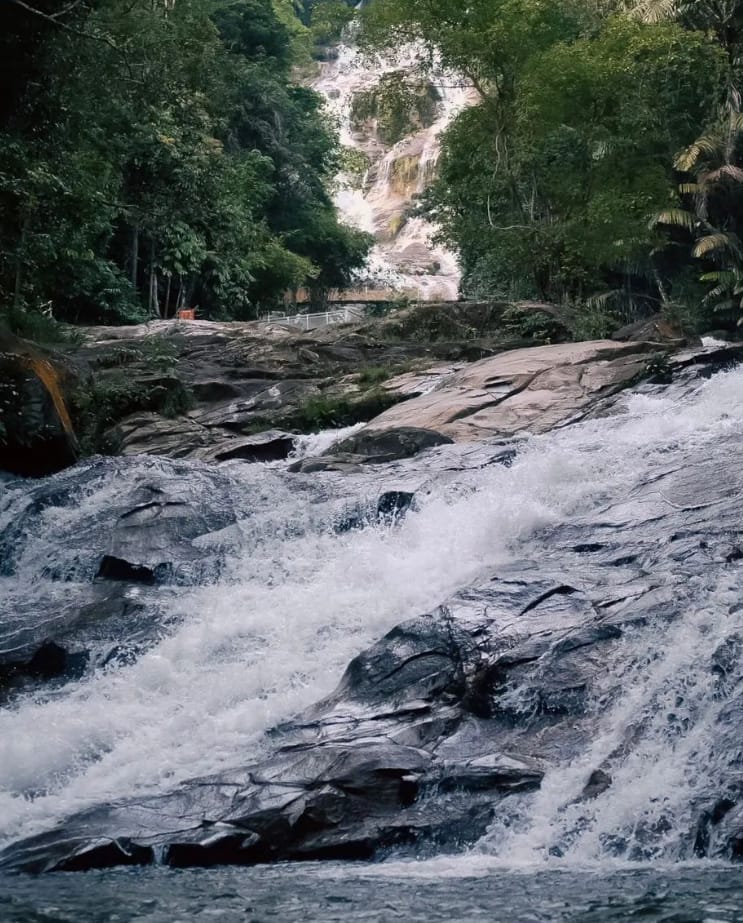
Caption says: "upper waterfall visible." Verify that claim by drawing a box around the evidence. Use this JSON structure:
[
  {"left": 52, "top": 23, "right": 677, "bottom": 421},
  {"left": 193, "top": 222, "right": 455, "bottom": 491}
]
[{"left": 312, "top": 37, "right": 476, "bottom": 300}]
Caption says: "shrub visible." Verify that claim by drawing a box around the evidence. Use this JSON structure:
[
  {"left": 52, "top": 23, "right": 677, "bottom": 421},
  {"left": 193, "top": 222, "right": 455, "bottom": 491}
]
[
  {"left": 71, "top": 371, "right": 192, "bottom": 454},
  {"left": 289, "top": 388, "right": 399, "bottom": 432}
]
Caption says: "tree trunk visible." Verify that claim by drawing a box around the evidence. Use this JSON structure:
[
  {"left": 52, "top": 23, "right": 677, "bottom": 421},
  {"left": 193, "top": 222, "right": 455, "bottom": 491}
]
[
  {"left": 130, "top": 225, "right": 139, "bottom": 289},
  {"left": 185, "top": 275, "right": 195, "bottom": 310},
  {"left": 148, "top": 241, "right": 161, "bottom": 318},
  {"left": 163, "top": 274, "right": 172, "bottom": 319},
  {"left": 13, "top": 215, "right": 29, "bottom": 311}
]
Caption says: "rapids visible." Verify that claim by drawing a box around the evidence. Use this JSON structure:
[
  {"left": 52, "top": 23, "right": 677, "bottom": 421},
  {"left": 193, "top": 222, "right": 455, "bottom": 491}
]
[{"left": 2, "top": 361, "right": 743, "bottom": 874}]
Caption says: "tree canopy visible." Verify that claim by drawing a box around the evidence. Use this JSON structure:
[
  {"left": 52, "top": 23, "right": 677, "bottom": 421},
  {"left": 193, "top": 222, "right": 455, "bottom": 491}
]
[
  {"left": 362, "top": 0, "right": 740, "bottom": 329},
  {"left": 0, "top": 0, "right": 371, "bottom": 328}
]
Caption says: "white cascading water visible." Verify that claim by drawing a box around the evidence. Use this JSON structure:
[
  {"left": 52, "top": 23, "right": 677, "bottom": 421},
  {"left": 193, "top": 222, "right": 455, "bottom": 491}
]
[
  {"left": 2, "top": 365, "right": 743, "bottom": 866},
  {"left": 479, "top": 589, "right": 739, "bottom": 867},
  {"left": 312, "top": 37, "right": 476, "bottom": 300}
]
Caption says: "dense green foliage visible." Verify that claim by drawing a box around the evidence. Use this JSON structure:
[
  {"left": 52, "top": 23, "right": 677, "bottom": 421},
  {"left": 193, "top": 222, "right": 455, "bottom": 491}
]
[
  {"left": 361, "top": 0, "right": 742, "bottom": 330},
  {"left": 0, "top": 0, "right": 370, "bottom": 328}
]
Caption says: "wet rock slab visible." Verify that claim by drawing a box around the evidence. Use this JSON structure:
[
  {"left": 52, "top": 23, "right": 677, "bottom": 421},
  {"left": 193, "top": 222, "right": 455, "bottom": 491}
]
[
  {"left": 361, "top": 340, "right": 662, "bottom": 442},
  {"left": 5, "top": 437, "right": 743, "bottom": 871},
  {"left": 5, "top": 345, "right": 743, "bottom": 871}
]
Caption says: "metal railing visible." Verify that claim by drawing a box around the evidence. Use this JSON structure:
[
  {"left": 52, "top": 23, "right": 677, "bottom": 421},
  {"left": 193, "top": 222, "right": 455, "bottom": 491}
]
[{"left": 266, "top": 305, "right": 365, "bottom": 330}]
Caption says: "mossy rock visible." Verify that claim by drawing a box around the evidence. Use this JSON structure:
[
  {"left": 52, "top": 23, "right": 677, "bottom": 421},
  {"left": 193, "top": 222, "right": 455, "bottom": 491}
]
[
  {"left": 351, "top": 74, "right": 440, "bottom": 147},
  {"left": 71, "top": 370, "right": 193, "bottom": 455},
  {"left": 283, "top": 387, "right": 402, "bottom": 433}
]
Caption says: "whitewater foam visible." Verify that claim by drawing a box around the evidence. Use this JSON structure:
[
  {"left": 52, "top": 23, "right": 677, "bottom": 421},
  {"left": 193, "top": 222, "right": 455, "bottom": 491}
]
[{"left": 2, "top": 366, "right": 743, "bottom": 859}]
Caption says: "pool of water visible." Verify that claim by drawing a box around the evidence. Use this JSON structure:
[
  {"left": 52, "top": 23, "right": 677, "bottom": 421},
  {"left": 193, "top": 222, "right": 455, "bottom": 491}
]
[{"left": 2, "top": 863, "right": 742, "bottom": 922}]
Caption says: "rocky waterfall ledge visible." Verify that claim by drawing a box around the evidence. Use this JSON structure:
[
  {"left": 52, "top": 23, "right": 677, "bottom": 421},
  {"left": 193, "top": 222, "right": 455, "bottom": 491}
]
[
  {"left": 3, "top": 318, "right": 743, "bottom": 872},
  {"left": 4, "top": 406, "right": 743, "bottom": 870},
  {"left": 3, "top": 302, "right": 732, "bottom": 477}
]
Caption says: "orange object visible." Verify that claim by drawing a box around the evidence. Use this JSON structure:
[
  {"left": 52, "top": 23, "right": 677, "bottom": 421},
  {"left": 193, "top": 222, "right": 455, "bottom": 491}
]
[{"left": 177, "top": 308, "right": 196, "bottom": 321}]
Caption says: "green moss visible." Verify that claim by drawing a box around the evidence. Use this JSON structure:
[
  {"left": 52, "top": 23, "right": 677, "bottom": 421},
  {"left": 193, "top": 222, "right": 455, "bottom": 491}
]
[
  {"left": 357, "top": 365, "right": 391, "bottom": 386},
  {"left": 0, "top": 306, "right": 84, "bottom": 347},
  {"left": 93, "top": 335, "right": 181, "bottom": 372},
  {"left": 288, "top": 387, "right": 400, "bottom": 433},
  {"left": 71, "top": 371, "right": 193, "bottom": 454},
  {"left": 338, "top": 147, "right": 372, "bottom": 190},
  {"left": 351, "top": 74, "right": 440, "bottom": 147}
]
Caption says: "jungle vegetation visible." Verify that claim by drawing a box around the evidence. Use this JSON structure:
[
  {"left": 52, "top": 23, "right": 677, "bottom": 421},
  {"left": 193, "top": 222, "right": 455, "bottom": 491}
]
[
  {"left": 361, "top": 0, "right": 743, "bottom": 332},
  {"left": 0, "top": 0, "right": 369, "bottom": 330}
]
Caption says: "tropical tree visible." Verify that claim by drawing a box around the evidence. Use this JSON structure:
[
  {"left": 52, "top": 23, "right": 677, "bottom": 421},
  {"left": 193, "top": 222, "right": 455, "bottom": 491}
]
[
  {"left": 628, "top": 0, "right": 743, "bottom": 69},
  {"left": 655, "top": 94, "right": 743, "bottom": 318},
  {"left": 0, "top": 0, "right": 371, "bottom": 328}
]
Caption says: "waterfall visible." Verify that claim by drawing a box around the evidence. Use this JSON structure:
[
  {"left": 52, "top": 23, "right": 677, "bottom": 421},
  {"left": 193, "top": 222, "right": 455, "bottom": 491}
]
[
  {"left": 312, "top": 37, "right": 476, "bottom": 300},
  {"left": 480, "top": 593, "right": 742, "bottom": 865},
  {"left": 3, "top": 364, "right": 743, "bottom": 866}
]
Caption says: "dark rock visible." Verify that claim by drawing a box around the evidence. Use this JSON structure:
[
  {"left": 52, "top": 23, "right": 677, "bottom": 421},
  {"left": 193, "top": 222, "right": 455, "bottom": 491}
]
[
  {"left": 105, "top": 413, "right": 214, "bottom": 458},
  {"left": 694, "top": 798, "right": 736, "bottom": 858},
  {"left": 288, "top": 453, "right": 364, "bottom": 474},
  {"left": 335, "top": 490, "right": 416, "bottom": 532},
  {"left": 96, "top": 555, "right": 161, "bottom": 584},
  {"left": 581, "top": 769, "right": 612, "bottom": 801},
  {"left": 189, "top": 379, "right": 321, "bottom": 433},
  {"left": 376, "top": 490, "right": 415, "bottom": 522},
  {"left": 324, "top": 614, "right": 477, "bottom": 711},
  {"left": 0, "top": 640, "right": 89, "bottom": 691},
  {"left": 611, "top": 314, "right": 686, "bottom": 343},
  {"left": 27, "top": 640, "right": 87, "bottom": 680},
  {"left": 108, "top": 416, "right": 297, "bottom": 465},
  {"left": 0, "top": 589, "right": 160, "bottom": 700},
  {"left": 198, "top": 430, "right": 297, "bottom": 464},
  {"left": 329, "top": 427, "right": 454, "bottom": 463}
]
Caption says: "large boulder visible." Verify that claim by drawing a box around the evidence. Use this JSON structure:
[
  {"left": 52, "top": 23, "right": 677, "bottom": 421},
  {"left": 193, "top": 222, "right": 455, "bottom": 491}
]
[
  {"left": 328, "top": 426, "right": 453, "bottom": 463},
  {"left": 108, "top": 414, "right": 297, "bottom": 463},
  {"left": 363, "top": 340, "right": 663, "bottom": 443},
  {"left": 611, "top": 313, "right": 686, "bottom": 343}
]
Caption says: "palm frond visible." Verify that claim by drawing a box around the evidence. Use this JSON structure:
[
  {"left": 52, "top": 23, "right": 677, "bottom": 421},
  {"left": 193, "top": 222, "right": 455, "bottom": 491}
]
[
  {"left": 586, "top": 290, "right": 620, "bottom": 309},
  {"left": 628, "top": 0, "right": 679, "bottom": 23},
  {"left": 700, "top": 271, "right": 736, "bottom": 284},
  {"left": 675, "top": 137, "right": 721, "bottom": 172},
  {"left": 692, "top": 232, "right": 738, "bottom": 259},
  {"left": 652, "top": 208, "right": 695, "bottom": 231}
]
